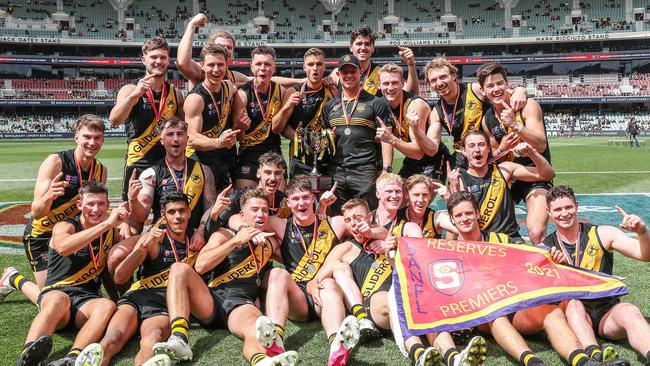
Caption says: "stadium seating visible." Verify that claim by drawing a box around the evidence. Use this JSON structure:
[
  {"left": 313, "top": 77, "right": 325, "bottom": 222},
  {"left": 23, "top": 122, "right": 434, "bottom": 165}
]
[{"left": 1, "top": 0, "right": 648, "bottom": 42}]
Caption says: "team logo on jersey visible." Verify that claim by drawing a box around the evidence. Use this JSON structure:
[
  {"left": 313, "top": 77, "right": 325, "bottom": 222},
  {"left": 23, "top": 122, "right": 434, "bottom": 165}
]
[
  {"left": 318, "top": 229, "right": 327, "bottom": 239},
  {"left": 192, "top": 175, "right": 201, "bottom": 183},
  {"left": 587, "top": 246, "right": 598, "bottom": 256},
  {"left": 467, "top": 101, "right": 477, "bottom": 111},
  {"left": 490, "top": 178, "right": 502, "bottom": 188},
  {"left": 429, "top": 259, "right": 464, "bottom": 296},
  {"left": 356, "top": 104, "right": 366, "bottom": 112},
  {"left": 466, "top": 185, "right": 479, "bottom": 193}
]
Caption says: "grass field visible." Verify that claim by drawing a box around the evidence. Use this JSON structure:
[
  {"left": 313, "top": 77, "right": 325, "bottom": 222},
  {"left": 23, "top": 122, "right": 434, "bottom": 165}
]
[{"left": 1, "top": 137, "right": 649, "bottom": 365}]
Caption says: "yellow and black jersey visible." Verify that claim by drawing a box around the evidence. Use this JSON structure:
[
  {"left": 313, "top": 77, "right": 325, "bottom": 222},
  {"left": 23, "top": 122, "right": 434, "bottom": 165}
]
[
  {"left": 225, "top": 70, "right": 236, "bottom": 84},
  {"left": 281, "top": 216, "right": 339, "bottom": 283},
  {"left": 380, "top": 91, "right": 441, "bottom": 170},
  {"left": 482, "top": 231, "right": 510, "bottom": 244},
  {"left": 204, "top": 234, "right": 273, "bottom": 290},
  {"left": 146, "top": 158, "right": 206, "bottom": 233},
  {"left": 25, "top": 149, "right": 104, "bottom": 238},
  {"left": 543, "top": 223, "right": 613, "bottom": 274},
  {"left": 43, "top": 217, "right": 115, "bottom": 292},
  {"left": 460, "top": 164, "right": 520, "bottom": 239},
  {"left": 288, "top": 82, "right": 335, "bottom": 165},
  {"left": 125, "top": 80, "right": 178, "bottom": 167},
  {"left": 434, "top": 82, "right": 485, "bottom": 153},
  {"left": 349, "top": 238, "right": 392, "bottom": 300},
  {"left": 185, "top": 81, "right": 236, "bottom": 167},
  {"left": 484, "top": 105, "right": 551, "bottom": 165},
  {"left": 321, "top": 90, "right": 390, "bottom": 167},
  {"left": 396, "top": 207, "right": 441, "bottom": 239},
  {"left": 127, "top": 235, "right": 196, "bottom": 292},
  {"left": 239, "top": 80, "right": 283, "bottom": 153}
]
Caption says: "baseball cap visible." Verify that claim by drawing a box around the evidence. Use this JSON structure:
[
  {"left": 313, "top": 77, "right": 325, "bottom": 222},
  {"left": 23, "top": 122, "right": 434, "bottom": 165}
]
[{"left": 338, "top": 54, "right": 360, "bottom": 69}]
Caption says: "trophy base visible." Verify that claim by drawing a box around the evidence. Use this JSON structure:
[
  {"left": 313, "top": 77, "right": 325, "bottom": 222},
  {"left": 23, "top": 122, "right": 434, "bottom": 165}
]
[{"left": 306, "top": 175, "right": 333, "bottom": 193}]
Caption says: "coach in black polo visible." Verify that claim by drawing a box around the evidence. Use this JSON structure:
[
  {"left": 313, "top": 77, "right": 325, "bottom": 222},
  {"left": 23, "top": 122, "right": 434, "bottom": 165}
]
[{"left": 322, "top": 54, "right": 392, "bottom": 214}]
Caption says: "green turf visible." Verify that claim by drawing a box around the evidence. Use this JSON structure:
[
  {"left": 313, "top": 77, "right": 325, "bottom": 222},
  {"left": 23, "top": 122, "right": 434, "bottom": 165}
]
[{"left": 1, "top": 137, "right": 649, "bottom": 365}]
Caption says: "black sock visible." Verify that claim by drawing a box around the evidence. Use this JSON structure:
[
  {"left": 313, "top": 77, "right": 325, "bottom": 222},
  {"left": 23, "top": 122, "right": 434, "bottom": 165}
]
[
  {"left": 408, "top": 344, "right": 426, "bottom": 365},
  {"left": 443, "top": 348, "right": 459, "bottom": 366},
  {"left": 568, "top": 349, "right": 589, "bottom": 366},
  {"left": 328, "top": 333, "right": 336, "bottom": 345},
  {"left": 585, "top": 344, "right": 602, "bottom": 361},
  {"left": 10, "top": 273, "right": 27, "bottom": 291},
  {"left": 250, "top": 352, "right": 267, "bottom": 365},
  {"left": 170, "top": 317, "right": 189, "bottom": 343},
  {"left": 351, "top": 304, "right": 368, "bottom": 321},
  {"left": 274, "top": 323, "right": 285, "bottom": 342},
  {"left": 520, "top": 350, "right": 544, "bottom": 366}
]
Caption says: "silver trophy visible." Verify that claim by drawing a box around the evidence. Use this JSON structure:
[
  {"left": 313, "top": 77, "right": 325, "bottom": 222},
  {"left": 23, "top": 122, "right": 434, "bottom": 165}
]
[{"left": 302, "top": 128, "right": 333, "bottom": 192}]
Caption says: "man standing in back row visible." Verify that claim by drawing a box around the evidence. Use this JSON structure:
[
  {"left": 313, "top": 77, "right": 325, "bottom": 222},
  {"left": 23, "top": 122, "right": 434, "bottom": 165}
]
[
  {"left": 109, "top": 36, "right": 185, "bottom": 202},
  {"left": 321, "top": 54, "right": 392, "bottom": 215}
]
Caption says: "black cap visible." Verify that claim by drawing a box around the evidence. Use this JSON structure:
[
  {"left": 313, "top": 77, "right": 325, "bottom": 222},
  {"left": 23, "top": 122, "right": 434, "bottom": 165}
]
[{"left": 338, "top": 54, "right": 360, "bottom": 69}]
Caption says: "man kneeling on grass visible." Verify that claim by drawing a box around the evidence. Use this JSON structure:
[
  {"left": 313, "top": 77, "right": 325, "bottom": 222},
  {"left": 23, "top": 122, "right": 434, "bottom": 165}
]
[
  {"left": 74, "top": 191, "right": 198, "bottom": 366},
  {"left": 153, "top": 188, "right": 298, "bottom": 365},
  {"left": 17, "top": 182, "right": 129, "bottom": 366}
]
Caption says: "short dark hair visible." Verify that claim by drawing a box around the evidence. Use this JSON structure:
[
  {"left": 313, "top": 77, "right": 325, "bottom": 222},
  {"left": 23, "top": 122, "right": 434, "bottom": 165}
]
[
  {"left": 240, "top": 188, "right": 268, "bottom": 208},
  {"left": 79, "top": 181, "right": 108, "bottom": 199},
  {"left": 341, "top": 198, "right": 370, "bottom": 215},
  {"left": 160, "top": 190, "right": 190, "bottom": 209},
  {"left": 142, "top": 36, "right": 169, "bottom": 55},
  {"left": 286, "top": 175, "right": 312, "bottom": 196},
  {"left": 75, "top": 114, "right": 105, "bottom": 134},
  {"left": 251, "top": 45, "right": 276, "bottom": 60},
  {"left": 447, "top": 192, "right": 479, "bottom": 214},
  {"left": 159, "top": 117, "right": 188, "bottom": 133},
  {"left": 200, "top": 43, "right": 229, "bottom": 62},
  {"left": 350, "top": 26, "right": 376, "bottom": 45},
  {"left": 258, "top": 152, "right": 286, "bottom": 171},
  {"left": 476, "top": 61, "right": 508, "bottom": 87},
  {"left": 546, "top": 185, "right": 577, "bottom": 205}
]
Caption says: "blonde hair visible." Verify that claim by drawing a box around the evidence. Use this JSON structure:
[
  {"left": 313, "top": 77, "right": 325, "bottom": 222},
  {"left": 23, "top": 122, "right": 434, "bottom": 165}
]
[
  {"left": 378, "top": 63, "right": 403, "bottom": 80},
  {"left": 208, "top": 31, "right": 236, "bottom": 47},
  {"left": 423, "top": 57, "right": 458, "bottom": 78},
  {"left": 304, "top": 47, "right": 325, "bottom": 59},
  {"left": 376, "top": 173, "right": 403, "bottom": 191}
]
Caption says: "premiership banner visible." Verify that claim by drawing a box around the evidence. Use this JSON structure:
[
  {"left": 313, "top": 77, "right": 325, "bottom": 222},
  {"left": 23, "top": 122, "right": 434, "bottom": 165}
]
[{"left": 393, "top": 237, "right": 628, "bottom": 336}]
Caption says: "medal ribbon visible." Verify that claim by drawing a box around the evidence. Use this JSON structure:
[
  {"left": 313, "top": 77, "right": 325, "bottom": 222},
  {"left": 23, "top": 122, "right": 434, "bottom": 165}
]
[
  {"left": 253, "top": 82, "right": 272, "bottom": 123},
  {"left": 81, "top": 221, "right": 105, "bottom": 269},
  {"left": 73, "top": 152, "right": 95, "bottom": 186},
  {"left": 203, "top": 82, "right": 223, "bottom": 125},
  {"left": 556, "top": 230, "right": 582, "bottom": 267},
  {"left": 165, "top": 229, "right": 189, "bottom": 263},
  {"left": 405, "top": 208, "right": 424, "bottom": 230},
  {"left": 360, "top": 64, "right": 372, "bottom": 88},
  {"left": 390, "top": 96, "right": 405, "bottom": 139},
  {"left": 247, "top": 240, "right": 265, "bottom": 276},
  {"left": 300, "top": 82, "right": 323, "bottom": 97},
  {"left": 294, "top": 218, "right": 318, "bottom": 260},
  {"left": 164, "top": 157, "right": 188, "bottom": 192},
  {"left": 487, "top": 148, "right": 514, "bottom": 164},
  {"left": 439, "top": 83, "right": 460, "bottom": 132},
  {"left": 145, "top": 81, "right": 169, "bottom": 122},
  {"left": 340, "top": 86, "right": 362, "bottom": 129}
]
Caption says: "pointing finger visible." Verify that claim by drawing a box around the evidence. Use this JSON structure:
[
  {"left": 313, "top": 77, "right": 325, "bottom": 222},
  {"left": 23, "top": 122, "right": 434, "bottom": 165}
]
[
  {"left": 262, "top": 232, "right": 276, "bottom": 238},
  {"left": 614, "top": 206, "right": 628, "bottom": 217},
  {"left": 329, "top": 181, "right": 339, "bottom": 193},
  {"left": 52, "top": 172, "right": 64, "bottom": 183},
  {"left": 220, "top": 184, "right": 233, "bottom": 197},
  {"left": 130, "top": 169, "right": 138, "bottom": 181},
  {"left": 498, "top": 99, "right": 512, "bottom": 111},
  {"left": 152, "top": 217, "right": 165, "bottom": 230}
]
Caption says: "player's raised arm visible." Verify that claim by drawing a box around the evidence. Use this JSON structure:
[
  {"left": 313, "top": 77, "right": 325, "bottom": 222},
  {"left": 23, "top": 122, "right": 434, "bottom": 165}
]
[
  {"left": 31, "top": 155, "right": 65, "bottom": 219},
  {"left": 177, "top": 13, "right": 208, "bottom": 85}
]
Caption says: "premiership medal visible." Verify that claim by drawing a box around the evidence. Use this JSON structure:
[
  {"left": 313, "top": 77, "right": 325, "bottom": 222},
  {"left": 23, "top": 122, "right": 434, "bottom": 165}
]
[
  {"left": 340, "top": 87, "right": 361, "bottom": 136},
  {"left": 256, "top": 276, "right": 261, "bottom": 286},
  {"left": 371, "top": 261, "right": 380, "bottom": 269}
]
